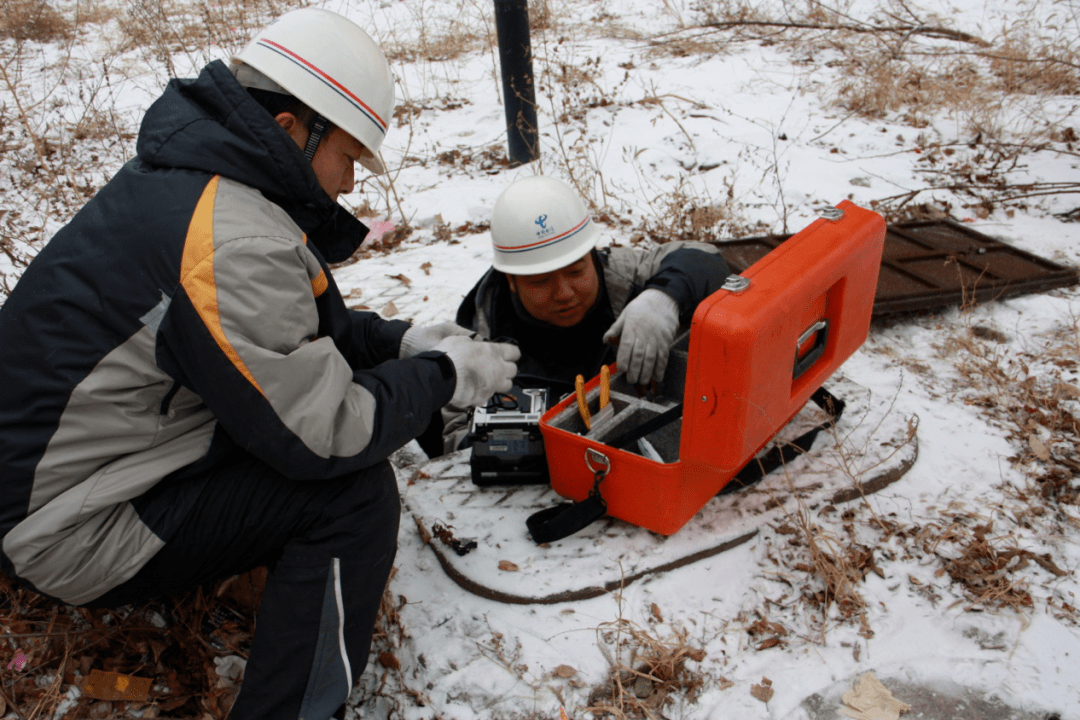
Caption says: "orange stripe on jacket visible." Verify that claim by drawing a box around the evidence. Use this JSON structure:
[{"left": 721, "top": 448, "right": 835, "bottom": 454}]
[
  {"left": 311, "top": 270, "right": 328, "bottom": 297},
  {"left": 179, "top": 175, "right": 266, "bottom": 396}
]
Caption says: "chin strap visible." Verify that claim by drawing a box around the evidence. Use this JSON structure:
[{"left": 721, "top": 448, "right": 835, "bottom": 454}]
[{"left": 303, "top": 114, "right": 330, "bottom": 161}]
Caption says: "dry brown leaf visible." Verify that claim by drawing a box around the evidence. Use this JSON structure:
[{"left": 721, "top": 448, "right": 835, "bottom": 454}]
[
  {"left": 554, "top": 664, "right": 577, "bottom": 678},
  {"left": 389, "top": 273, "right": 412, "bottom": 287},
  {"left": 498, "top": 560, "right": 519, "bottom": 572},
  {"left": 756, "top": 637, "right": 782, "bottom": 650},
  {"left": 718, "top": 677, "right": 734, "bottom": 690},
  {"left": 751, "top": 677, "right": 774, "bottom": 703},
  {"left": 420, "top": 262, "right": 433, "bottom": 275},
  {"left": 149, "top": 639, "right": 168, "bottom": 664},
  {"left": 650, "top": 603, "right": 663, "bottom": 622},
  {"left": 1058, "top": 382, "right": 1080, "bottom": 399},
  {"left": 382, "top": 300, "right": 399, "bottom": 317},
  {"left": 159, "top": 697, "right": 188, "bottom": 712},
  {"left": 1028, "top": 434, "right": 1051, "bottom": 461},
  {"left": 748, "top": 618, "right": 787, "bottom": 637},
  {"left": 1032, "top": 553, "right": 1067, "bottom": 577}
]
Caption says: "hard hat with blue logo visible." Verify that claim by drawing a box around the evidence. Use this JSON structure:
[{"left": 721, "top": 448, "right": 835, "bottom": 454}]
[{"left": 489, "top": 176, "right": 600, "bottom": 275}]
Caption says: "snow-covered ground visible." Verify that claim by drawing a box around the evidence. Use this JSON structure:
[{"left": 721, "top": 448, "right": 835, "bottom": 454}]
[{"left": 2, "top": 0, "right": 1079, "bottom": 718}]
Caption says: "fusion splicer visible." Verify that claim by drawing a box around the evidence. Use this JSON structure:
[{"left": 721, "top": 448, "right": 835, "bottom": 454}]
[{"left": 468, "top": 387, "right": 550, "bottom": 486}]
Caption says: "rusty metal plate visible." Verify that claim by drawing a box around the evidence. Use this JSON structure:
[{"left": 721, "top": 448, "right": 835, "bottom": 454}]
[{"left": 717, "top": 219, "right": 1079, "bottom": 318}]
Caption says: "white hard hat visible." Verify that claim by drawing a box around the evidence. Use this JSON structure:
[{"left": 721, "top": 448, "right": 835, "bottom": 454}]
[
  {"left": 233, "top": 7, "right": 395, "bottom": 174},
  {"left": 490, "top": 176, "right": 600, "bottom": 275}
]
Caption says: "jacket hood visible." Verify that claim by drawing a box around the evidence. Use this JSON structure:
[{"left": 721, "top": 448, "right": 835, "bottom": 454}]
[{"left": 136, "top": 60, "right": 366, "bottom": 263}]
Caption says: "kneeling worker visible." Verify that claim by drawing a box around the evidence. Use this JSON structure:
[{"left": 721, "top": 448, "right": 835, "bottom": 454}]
[
  {"left": 0, "top": 8, "right": 516, "bottom": 720},
  {"left": 438, "top": 175, "right": 730, "bottom": 454}
]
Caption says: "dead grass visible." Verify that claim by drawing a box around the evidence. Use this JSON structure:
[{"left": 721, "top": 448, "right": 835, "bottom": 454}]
[
  {"left": 940, "top": 320, "right": 1080, "bottom": 514},
  {"left": 743, "top": 347, "right": 1073, "bottom": 644},
  {"left": 540, "top": 57, "right": 620, "bottom": 126},
  {"left": 528, "top": 0, "right": 554, "bottom": 32},
  {"left": 693, "top": 0, "right": 770, "bottom": 29},
  {"left": 870, "top": 133, "right": 1080, "bottom": 221},
  {"left": 987, "top": 32, "right": 1080, "bottom": 96},
  {"left": 762, "top": 491, "right": 1074, "bottom": 639},
  {"left": 836, "top": 54, "right": 987, "bottom": 120},
  {"left": 585, "top": 598, "right": 707, "bottom": 720},
  {"left": 383, "top": 28, "right": 484, "bottom": 64},
  {"left": 0, "top": 0, "right": 73, "bottom": 43},
  {"left": 120, "top": 0, "right": 300, "bottom": 74},
  {"left": 435, "top": 142, "right": 512, "bottom": 176},
  {"left": 830, "top": 23, "right": 1079, "bottom": 142},
  {"left": 908, "top": 516, "right": 1070, "bottom": 612},
  {"left": 380, "top": 0, "right": 491, "bottom": 65},
  {"left": 0, "top": 568, "right": 264, "bottom": 719},
  {"left": 669, "top": 0, "right": 1078, "bottom": 135},
  {"left": 630, "top": 175, "right": 754, "bottom": 245},
  {"left": 644, "top": 34, "right": 728, "bottom": 59},
  {"left": 892, "top": 314, "right": 1078, "bottom": 614},
  {"left": 764, "top": 511, "right": 876, "bottom": 641}
]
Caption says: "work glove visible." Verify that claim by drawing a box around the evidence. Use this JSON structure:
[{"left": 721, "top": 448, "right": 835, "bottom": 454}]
[
  {"left": 602, "top": 288, "right": 679, "bottom": 385},
  {"left": 399, "top": 322, "right": 473, "bottom": 358},
  {"left": 433, "top": 335, "right": 520, "bottom": 410}
]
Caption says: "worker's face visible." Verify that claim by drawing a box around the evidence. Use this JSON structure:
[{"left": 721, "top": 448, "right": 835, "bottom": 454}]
[
  {"left": 506, "top": 254, "right": 600, "bottom": 328},
  {"left": 276, "top": 113, "right": 364, "bottom": 201}
]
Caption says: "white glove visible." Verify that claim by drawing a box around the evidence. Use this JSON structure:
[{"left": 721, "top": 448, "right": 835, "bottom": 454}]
[
  {"left": 433, "top": 335, "right": 520, "bottom": 410},
  {"left": 602, "top": 288, "right": 679, "bottom": 385},
  {"left": 399, "top": 322, "right": 473, "bottom": 358}
]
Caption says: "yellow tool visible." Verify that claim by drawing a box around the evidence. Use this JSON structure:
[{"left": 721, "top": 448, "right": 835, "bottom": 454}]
[
  {"left": 576, "top": 365, "right": 614, "bottom": 434},
  {"left": 575, "top": 374, "right": 591, "bottom": 430}
]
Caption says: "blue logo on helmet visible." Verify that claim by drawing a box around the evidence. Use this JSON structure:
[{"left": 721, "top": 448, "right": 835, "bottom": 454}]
[{"left": 535, "top": 214, "right": 554, "bottom": 239}]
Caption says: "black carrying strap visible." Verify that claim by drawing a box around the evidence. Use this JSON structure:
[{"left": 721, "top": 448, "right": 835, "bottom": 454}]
[
  {"left": 526, "top": 490, "right": 608, "bottom": 545},
  {"left": 526, "top": 386, "right": 845, "bottom": 544}
]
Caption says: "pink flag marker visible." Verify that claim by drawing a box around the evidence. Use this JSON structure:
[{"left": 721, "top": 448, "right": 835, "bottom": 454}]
[
  {"left": 362, "top": 218, "right": 396, "bottom": 247},
  {"left": 7, "top": 651, "right": 26, "bottom": 672}
]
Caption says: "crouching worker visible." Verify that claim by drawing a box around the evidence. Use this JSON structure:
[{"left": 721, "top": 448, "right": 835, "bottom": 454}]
[
  {"left": 435, "top": 175, "right": 730, "bottom": 455},
  {"left": 0, "top": 8, "right": 516, "bottom": 720}
]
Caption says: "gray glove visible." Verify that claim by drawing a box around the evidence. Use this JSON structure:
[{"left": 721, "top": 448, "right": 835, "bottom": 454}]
[
  {"left": 399, "top": 322, "right": 473, "bottom": 358},
  {"left": 602, "top": 288, "right": 679, "bottom": 385},
  {"left": 433, "top": 335, "right": 520, "bottom": 410}
]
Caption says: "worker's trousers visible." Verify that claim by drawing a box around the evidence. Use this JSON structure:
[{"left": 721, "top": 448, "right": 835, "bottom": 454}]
[{"left": 87, "top": 446, "right": 401, "bottom": 720}]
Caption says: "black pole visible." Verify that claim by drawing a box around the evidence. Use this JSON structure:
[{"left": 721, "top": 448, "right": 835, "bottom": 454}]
[{"left": 494, "top": 0, "right": 539, "bottom": 166}]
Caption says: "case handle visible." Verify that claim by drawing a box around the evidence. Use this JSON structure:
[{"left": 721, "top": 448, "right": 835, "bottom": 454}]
[{"left": 793, "top": 319, "right": 828, "bottom": 380}]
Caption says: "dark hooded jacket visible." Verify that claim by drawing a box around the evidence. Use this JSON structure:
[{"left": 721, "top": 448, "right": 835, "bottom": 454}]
[{"left": 0, "top": 61, "right": 453, "bottom": 605}]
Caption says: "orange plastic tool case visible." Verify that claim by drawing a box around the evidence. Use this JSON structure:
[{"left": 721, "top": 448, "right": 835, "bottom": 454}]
[{"left": 538, "top": 201, "right": 886, "bottom": 535}]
